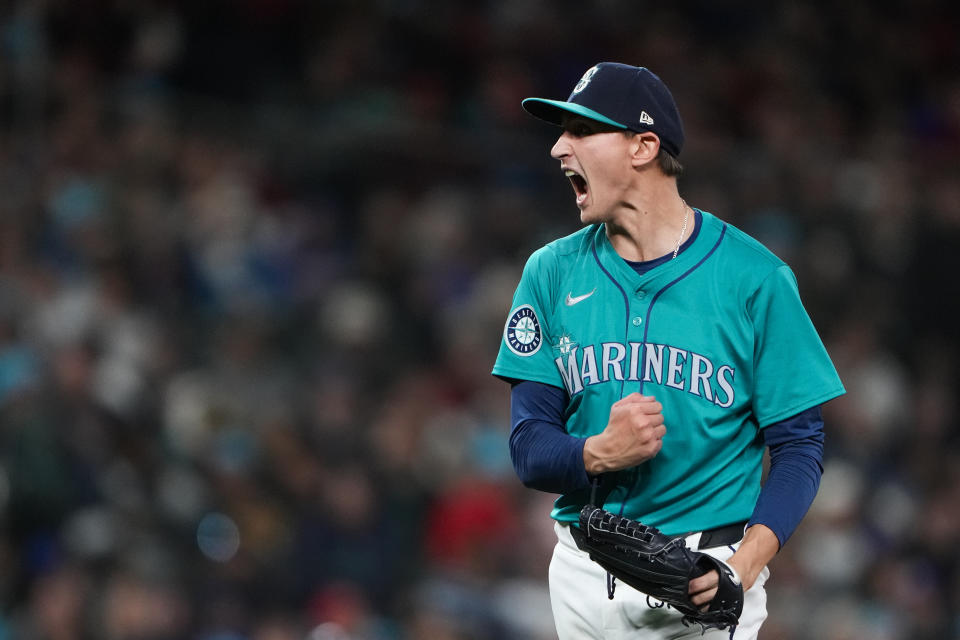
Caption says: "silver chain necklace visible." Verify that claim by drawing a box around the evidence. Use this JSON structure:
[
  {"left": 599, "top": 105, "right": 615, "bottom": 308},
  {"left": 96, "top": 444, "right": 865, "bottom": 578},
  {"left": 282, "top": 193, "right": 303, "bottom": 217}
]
[{"left": 672, "top": 201, "right": 691, "bottom": 260}]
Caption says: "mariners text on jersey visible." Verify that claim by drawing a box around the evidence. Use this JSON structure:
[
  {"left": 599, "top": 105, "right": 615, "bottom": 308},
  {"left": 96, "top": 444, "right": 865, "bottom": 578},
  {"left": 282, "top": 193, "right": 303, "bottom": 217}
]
[{"left": 554, "top": 341, "right": 735, "bottom": 406}]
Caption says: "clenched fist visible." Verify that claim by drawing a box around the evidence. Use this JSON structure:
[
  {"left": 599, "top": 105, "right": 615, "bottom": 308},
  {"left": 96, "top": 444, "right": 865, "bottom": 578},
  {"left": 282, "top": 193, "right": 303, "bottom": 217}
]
[{"left": 583, "top": 393, "right": 666, "bottom": 474}]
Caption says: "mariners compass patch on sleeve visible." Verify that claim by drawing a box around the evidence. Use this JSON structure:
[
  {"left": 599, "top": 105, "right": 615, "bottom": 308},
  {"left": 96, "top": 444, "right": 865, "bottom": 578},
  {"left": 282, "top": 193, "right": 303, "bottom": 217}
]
[{"left": 504, "top": 304, "right": 543, "bottom": 356}]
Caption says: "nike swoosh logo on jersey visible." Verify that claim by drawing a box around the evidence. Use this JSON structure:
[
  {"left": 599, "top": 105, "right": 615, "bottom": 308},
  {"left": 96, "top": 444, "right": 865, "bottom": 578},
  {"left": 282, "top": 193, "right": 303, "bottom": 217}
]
[{"left": 565, "top": 288, "right": 597, "bottom": 306}]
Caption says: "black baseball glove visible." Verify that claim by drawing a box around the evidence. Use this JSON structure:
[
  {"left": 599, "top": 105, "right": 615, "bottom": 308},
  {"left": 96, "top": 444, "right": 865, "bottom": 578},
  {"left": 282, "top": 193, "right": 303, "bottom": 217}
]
[{"left": 578, "top": 504, "right": 744, "bottom": 632}]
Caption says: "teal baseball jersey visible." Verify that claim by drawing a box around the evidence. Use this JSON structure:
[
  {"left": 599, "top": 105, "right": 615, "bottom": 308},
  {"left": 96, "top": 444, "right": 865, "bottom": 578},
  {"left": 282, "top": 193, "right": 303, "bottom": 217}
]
[{"left": 493, "top": 210, "right": 845, "bottom": 535}]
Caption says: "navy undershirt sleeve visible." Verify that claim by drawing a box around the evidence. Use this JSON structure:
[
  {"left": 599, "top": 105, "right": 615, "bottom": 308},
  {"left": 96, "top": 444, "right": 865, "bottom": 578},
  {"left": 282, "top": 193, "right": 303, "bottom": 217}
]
[
  {"left": 509, "top": 380, "right": 591, "bottom": 493},
  {"left": 747, "top": 405, "right": 825, "bottom": 548}
]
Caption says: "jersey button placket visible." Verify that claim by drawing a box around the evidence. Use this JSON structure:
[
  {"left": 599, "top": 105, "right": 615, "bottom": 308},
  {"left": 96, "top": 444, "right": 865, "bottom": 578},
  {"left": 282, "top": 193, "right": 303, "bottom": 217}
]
[{"left": 633, "top": 289, "right": 645, "bottom": 327}]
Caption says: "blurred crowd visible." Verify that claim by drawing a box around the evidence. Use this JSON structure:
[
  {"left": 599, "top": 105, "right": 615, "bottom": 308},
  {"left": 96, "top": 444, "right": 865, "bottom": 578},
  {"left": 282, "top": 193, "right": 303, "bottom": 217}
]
[{"left": 0, "top": 1, "right": 958, "bottom": 639}]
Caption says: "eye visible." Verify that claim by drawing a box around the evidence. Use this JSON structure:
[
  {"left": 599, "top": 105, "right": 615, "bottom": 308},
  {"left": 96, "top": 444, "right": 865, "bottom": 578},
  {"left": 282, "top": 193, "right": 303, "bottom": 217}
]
[{"left": 569, "top": 123, "right": 591, "bottom": 137}]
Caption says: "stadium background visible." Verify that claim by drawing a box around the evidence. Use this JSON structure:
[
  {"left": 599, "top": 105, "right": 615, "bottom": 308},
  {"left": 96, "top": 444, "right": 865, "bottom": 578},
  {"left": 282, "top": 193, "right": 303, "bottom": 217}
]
[{"left": 0, "top": 1, "right": 958, "bottom": 638}]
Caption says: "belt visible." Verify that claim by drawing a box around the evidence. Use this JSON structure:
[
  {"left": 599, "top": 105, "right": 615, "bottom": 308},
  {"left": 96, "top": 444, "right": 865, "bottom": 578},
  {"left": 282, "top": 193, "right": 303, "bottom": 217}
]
[{"left": 569, "top": 519, "right": 746, "bottom": 552}]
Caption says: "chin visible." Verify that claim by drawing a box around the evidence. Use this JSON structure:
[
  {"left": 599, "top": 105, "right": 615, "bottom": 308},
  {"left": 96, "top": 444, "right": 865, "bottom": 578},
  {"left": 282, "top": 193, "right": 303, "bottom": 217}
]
[{"left": 578, "top": 204, "right": 605, "bottom": 226}]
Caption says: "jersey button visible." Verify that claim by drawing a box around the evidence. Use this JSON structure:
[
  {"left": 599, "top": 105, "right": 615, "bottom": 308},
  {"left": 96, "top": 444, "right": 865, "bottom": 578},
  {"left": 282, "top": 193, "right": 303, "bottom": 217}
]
[
  {"left": 632, "top": 317, "right": 643, "bottom": 326},
  {"left": 635, "top": 290, "right": 646, "bottom": 299}
]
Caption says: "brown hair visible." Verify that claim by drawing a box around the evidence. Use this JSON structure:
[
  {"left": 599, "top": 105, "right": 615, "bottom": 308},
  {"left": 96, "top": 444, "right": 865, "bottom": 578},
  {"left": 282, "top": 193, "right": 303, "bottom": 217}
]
[{"left": 658, "top": 152, "right": 684, "bottom": 177}]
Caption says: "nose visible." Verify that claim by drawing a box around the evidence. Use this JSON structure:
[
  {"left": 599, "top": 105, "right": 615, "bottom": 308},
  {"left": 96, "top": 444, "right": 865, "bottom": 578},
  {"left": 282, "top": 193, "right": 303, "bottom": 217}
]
[{"left": 550, "top": 132, "right": 572, "bottom": 160}]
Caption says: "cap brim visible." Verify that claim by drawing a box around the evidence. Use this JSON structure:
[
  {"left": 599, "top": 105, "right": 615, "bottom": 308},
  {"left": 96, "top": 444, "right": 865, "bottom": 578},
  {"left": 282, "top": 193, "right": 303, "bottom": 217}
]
[{"left": 521, "top": 98, "right": 628, "bottom": 130}]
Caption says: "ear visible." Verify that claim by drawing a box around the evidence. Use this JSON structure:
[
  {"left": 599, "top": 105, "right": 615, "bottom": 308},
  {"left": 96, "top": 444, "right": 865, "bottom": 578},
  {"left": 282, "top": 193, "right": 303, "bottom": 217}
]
[{"left": 629, "top": 132, "right": 661, "bottom": 168}]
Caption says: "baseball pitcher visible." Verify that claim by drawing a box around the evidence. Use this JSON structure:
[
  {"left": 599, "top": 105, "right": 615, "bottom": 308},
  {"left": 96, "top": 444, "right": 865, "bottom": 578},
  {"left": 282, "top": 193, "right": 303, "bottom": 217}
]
[{"left": 492, "top": 62, "right": 845, "bottom": 639}]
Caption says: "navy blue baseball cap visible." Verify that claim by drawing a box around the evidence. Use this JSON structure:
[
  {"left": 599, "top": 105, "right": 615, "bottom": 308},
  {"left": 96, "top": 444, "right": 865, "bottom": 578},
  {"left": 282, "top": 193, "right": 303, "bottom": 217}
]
[{"left": 522, "top": 62, "right": 685, "bottom": 157}]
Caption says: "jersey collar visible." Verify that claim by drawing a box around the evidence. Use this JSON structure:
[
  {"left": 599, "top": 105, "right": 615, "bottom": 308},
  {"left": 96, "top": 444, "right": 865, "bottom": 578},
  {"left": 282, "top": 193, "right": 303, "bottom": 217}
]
[{"left": 592, "top": 209, "right": 724, "bottom": 291}]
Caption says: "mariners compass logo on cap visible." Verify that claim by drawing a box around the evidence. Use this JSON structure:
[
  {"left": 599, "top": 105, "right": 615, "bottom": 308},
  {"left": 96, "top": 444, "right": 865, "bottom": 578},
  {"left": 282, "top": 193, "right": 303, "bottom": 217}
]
[
  {"left": 521, "top": 62, "right": 685, "bottom": 158},
  {"left": 573, "top": 66, "right": 599, "bottom": 94}
]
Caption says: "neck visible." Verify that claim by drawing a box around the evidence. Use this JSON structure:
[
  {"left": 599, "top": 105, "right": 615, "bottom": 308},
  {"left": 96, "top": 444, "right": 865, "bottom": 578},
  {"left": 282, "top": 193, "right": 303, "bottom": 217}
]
[{"left": 604, "top": 177, "right": 691, "bottom": 262}]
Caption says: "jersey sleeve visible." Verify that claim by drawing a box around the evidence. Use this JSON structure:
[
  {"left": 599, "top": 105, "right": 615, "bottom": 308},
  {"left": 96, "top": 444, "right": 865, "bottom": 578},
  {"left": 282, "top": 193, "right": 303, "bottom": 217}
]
[
  {"left": 491, "top": 247, "right": 564, "bottom": 387},
  {"left": 748, "top": 265, "right": 845, "bottom": 427}
]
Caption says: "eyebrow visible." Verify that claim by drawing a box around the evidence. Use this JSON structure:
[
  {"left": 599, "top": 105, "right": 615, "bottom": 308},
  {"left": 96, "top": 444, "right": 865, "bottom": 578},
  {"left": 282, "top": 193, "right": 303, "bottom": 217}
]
[{"left": 561, "top": 117, "right": 620, "bottom": 134}]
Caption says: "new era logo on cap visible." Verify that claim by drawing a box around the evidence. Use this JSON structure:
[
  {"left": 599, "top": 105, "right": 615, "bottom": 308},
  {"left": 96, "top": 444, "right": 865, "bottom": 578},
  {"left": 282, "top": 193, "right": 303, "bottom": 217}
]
[{"left": 521, "top": 62, "right": 685, "bottom": 158}]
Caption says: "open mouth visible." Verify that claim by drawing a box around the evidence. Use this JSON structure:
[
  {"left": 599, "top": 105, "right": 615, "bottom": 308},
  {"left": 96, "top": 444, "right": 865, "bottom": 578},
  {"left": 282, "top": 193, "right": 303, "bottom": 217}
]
[{"left": 565, "top": 169, "right": 589, "bottom": 206}]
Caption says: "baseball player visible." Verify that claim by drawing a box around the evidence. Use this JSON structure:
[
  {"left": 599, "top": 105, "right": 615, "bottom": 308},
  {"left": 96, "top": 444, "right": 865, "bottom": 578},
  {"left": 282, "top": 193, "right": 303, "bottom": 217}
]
[{"left": 492, "top": 62, "right": 845, "bottom": 639}]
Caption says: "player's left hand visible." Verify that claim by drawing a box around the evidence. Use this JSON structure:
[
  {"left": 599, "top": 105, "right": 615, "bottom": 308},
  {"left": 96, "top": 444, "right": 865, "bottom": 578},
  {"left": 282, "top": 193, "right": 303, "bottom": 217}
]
[
  {"left": 688, "top": 568, "right": 720, "bottom": 609},
  {"left": 689, "top": 523, "right": 780, "bottom": 607},
  {"left": 688, "top": 559, "right": 749, "bottom": 609}
]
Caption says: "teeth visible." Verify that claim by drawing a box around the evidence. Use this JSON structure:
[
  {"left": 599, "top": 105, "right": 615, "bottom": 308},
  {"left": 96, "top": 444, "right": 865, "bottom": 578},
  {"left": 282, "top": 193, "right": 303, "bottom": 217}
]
[{"left": 565, "top": 170, "right": 577, "bottom": 177}]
